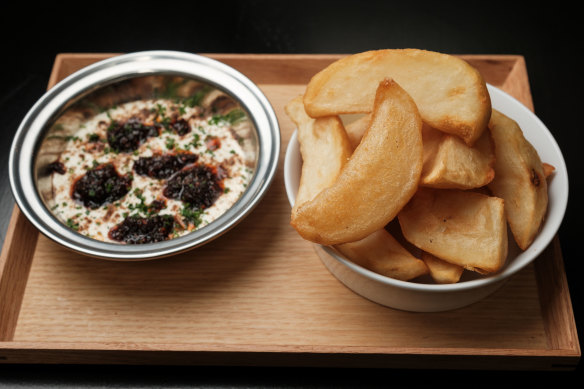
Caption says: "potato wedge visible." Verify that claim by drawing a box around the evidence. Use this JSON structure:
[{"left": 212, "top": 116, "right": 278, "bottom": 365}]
[
  {"left": 303, "top": 49, "right": 491, "bottom": 145},
  {"left": 284, "top": 96, "right": 352, "bottom": 215},
  {"left": 346, "top": 120, "right": 496, "bottom": 189},
  {"left": 398, "top": 188, "right": 508, "bottom": 274},
  {"left": 420, "top": 124, "right": 495, "bottom": 189},
  {"left": 543, "top": 162, "right": 556, "bottom": 179},
  {"left": 291, "top": 78, "right": 423, "bottom": 245},
  {"left": 344, "top": 114, "right": 371, "bottom": 150},
  {"left": 421, "top": 251, "right": 464, "bottom": 284},
  {"left": 487, "top": 109, "right": 548, "bottom": 250},
  {"left": 335, "top": 229, "right": 428, "bottom": 281}
]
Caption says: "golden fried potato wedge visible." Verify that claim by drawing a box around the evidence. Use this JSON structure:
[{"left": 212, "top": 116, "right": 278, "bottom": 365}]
[
  {"left": 343, "top": 120, "right": 495, "bottom": 189},
  {"left": 398, "top": 188, "right": 508, "bottom": 274},
  {"left": 421, "top": 251, "right": 464, "bottom": 284},
  {"left": 284, "top": 96, "right": 352, "bottom": 215},
  {"left": 487, "top": 109, "right": 548, "bottom": 250},
  {"left": 344, "top": 114, "right": 371, "bottom": 150},
  {"left": 335, "top": 229, "right": 428, "bottom": 281},
  {"left": 303, "top": 49, "right": 491, "bottom": 145},
  {"left": 420, "top": 124, "right": 495, "bottom": 189},
  {"left": 292, "top": 79, "right": 423, "bottom": 245},
  {"left": 543, "top": 162, "right": 556, "bottom": 179}
]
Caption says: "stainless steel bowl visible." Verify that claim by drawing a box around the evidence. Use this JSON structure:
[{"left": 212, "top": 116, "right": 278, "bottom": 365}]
[{"left": 9, "top": 51, "right": 280, "bottom": 260}]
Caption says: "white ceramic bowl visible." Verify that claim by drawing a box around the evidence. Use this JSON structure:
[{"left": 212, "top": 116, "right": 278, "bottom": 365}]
[{"left": 284, "top": 84, "right": 568, "bottom": 312}]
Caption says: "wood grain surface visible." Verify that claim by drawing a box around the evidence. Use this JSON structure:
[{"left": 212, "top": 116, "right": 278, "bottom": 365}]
[{"left": 0, "top": 53, "right": 579, "bottom": 370}]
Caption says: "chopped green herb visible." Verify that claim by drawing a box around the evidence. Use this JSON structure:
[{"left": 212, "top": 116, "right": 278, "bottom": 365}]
[
  {"left": 183, "top": 86, "right": 211, "bottom": 107},
  {"left": 66, "top": 218, "right": 79, "bottom": 231},
  {"left": 165, "top": 137, "right": 175, "bottom": 150},
  {"left": 208, "top": 109, "right": 246, "bottom": 126},
  {"left": 190, "top": 133, "right": 201, "bottom": 148},
  {"left": 181, "top": 204, "right": 203, "bottom": 227},
  {"left": 127, "top": 189, "right": 151, "bottom": 215},
  {"left": 151, "top": 103, "right": 165, "bottom": 117}
]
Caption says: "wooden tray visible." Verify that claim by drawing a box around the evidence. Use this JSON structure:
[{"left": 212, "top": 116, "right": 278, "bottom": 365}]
[{"left": 0, "top": 53, "right": 580, "bottom": 370}]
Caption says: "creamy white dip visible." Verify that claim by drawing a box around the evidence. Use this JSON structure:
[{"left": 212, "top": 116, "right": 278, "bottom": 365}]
[{"left": 50, "top": 98, "right": 253, "bottom": 243}]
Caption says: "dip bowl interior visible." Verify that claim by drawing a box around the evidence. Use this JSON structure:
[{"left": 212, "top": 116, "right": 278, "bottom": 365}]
[{"left": 10, "top": 51, "right": 280, "bottom": 260}]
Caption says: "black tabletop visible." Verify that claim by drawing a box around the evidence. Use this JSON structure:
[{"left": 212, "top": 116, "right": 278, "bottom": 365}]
[{"left": 1, "top": 1, "right": 582, "bottom": 387}]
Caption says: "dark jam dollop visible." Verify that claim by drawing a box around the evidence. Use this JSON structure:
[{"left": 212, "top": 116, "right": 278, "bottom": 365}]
[
  {"left": 72, "top": 163, "right": 132, "bottom": 209},
  {"left": 171, "top": 118, "right": 191, "bottom": 136},
  {"left": 48, "top": 161, "right": 66, "bottom": 175},
  {"left": 163, "top": 164, "right": 224, "bottom": 209},
  {"left": 108, "top": 214, "right": 175, "bottom": 244},
  {"left": 148, "top": 199, "right": 167, "bottom": 214},
  {"left": 107, "top": 117, "right": 159, "bottom": 153},
  {"left": 133, "top": 153, "right": 198, "bottom": 179}
]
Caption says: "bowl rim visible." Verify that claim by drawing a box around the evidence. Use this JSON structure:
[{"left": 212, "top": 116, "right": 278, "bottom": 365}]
[
  {"left": 9, "top": 50, "right": 281, "bottom": 260},
  {"left": 284, "top": 83, "right": 569, "bottom": 292}
]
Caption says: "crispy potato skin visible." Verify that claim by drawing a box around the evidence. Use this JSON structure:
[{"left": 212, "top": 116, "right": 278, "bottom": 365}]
[
  {"left": 344, "top": 114, "right": 371, "bottom": 150},
  {"left": 420, "top": 124, "right": 495, "bottom": 189},
  {"left": 487, "top": 109, "right": 548, "bottom": 250},
  {"left": 303, "top": 49, "right": 491, "bottom": 145},
  {"left": 291, "top": 78, "right": 423, "bottom": 245},
  {"left": 284, "top": 96, "right": 352, "bottom": 216},
  {"left": 348, "top": 120, "right": 496, "bottom": 189},
  {"left": 398, "top": 188, "right": 508, "bottom": 274},
  {"left": 543, "top": 162, "right": 555, "bottom": 179},
  {"left": 421, "top": 251, "right": 464, "bottom": 284},
  {"left": 335, "top": 229, "right": 428, "bottom": 281},
  {"left": 287, "top": 95, "right": 427, "bottom": 282}
]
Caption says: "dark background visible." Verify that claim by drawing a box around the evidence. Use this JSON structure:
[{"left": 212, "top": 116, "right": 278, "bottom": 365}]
[{"left": 1, "top": 1, "right": 582, "bottom": 387}]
